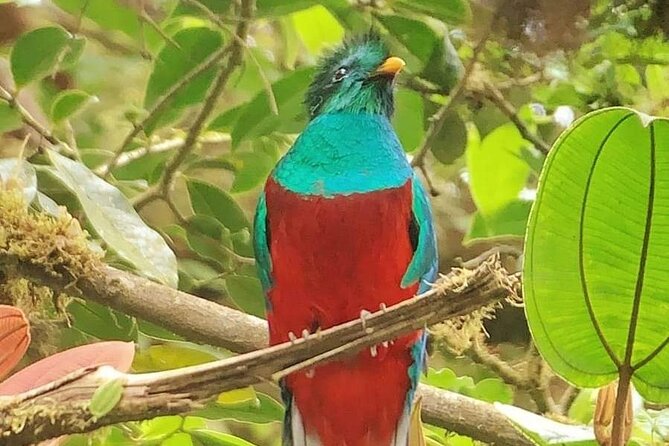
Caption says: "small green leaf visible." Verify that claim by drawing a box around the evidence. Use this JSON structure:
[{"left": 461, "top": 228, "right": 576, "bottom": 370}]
[
  {"left": 47, "top": 151, "right": 178, "bottom": 288},
  {"left": 137, "top": 416, "right": 183, "bottom": 441},
  {"left": 11, "top": 27, "right": 75, "bottom": 86},
  {"left": 67, "top": 300, "right": 136, "bottom": 342},
  {"left": 90, "top": 378, "right": 124, "bottom": 419},
  {"left": 50, "top": 90, "right": 97, "bottom": 123},
  {"left": 0, "top": 102, "right": 21, "bottom": 133},
  {"left": 187, "top": 179, "right": 250, "bottom": 232},
  {"left": 144, "top": 27, "right": 223, "bottom": 134},
  {"left": 225, "top": 275, "right": 266, "bottom": 318}
]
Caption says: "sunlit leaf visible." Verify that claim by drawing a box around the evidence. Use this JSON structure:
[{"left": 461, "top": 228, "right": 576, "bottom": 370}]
[
  {"left": 291, "top": 5, "right": 344, "bottom": 55},
  {"left": 217, "top": 387, "right": 257, "bottom": 405},
  {"left": 132, "top": 343, "right": 218, "bottom": 372},
  {"left": 467, "top": 123, "right": 531, "bottom": 216},
  {"left": 47, "top": 150, "right": 178, "bottom": 288}
]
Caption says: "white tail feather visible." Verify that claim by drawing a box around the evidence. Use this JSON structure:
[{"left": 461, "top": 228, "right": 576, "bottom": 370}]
[{"left": 291, "top": 399, "right": 322, "bottom": 446}]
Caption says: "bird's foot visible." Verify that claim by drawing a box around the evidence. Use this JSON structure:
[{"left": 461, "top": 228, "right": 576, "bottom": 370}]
[
  {"left": 379, "top": 303, "right": 387, "bottom": 313},
  {"left": 359, "top": 309, "right": 373, "bottom": 333},
  {"left": 288, "top": 331, "right": 299, "bottom": 345}
]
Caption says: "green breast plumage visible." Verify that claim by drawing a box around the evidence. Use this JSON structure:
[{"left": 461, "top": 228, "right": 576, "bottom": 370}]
[{"left": 271, "top": 113, "right": 412, "bottom": 197}]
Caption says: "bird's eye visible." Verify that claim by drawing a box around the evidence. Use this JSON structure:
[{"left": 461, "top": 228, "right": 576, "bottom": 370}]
[{"left": 332, "top": 67, "right": 348, "bottom": 82}]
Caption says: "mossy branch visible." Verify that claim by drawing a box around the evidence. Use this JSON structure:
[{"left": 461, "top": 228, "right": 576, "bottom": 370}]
[{"left": 0, "top": 256, "right": 526, "bottom": 446}]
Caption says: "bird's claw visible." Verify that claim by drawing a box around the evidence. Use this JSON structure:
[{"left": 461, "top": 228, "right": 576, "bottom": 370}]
[
  {"left": 379, "top": 303, "right": 387, "bottom": 313},
  {"left": 288, "top": 331, "right": 298, "bottom": 345},
  {"left": 360, "top": 309, "right": 373, "bottom": 333}
]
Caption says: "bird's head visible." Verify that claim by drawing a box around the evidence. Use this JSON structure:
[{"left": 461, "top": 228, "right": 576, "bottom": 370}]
[{"left": 304, "top": 32, "right": 404, "bottom": 119}]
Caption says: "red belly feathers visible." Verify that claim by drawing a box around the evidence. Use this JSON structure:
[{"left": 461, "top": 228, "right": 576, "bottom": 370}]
[{"left": 264, "top": 177, "right": 420, "bottom": 446}]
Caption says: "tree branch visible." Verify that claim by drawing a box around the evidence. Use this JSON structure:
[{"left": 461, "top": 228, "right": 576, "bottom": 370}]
[
  {"left": 131, "top": 0, "right": 254, "bottom": 209},
  {"left": 410, "top": 27, "right": 490, "bottom": 170},
  {"left": 0, "top": 256, "right": 526, "bottom": 446}
]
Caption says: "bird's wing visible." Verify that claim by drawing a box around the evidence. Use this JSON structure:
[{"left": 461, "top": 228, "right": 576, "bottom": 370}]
[
  {"left": 401, "top": 173, "right": 438, "bottom": 292},
  {"left": 253, "top": 191, "right": 272, "bottom": 296}
]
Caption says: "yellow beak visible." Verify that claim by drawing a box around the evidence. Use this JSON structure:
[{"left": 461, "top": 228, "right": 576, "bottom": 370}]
[{"left": 375, "top": 56, "right": 406, "bottom": 76}]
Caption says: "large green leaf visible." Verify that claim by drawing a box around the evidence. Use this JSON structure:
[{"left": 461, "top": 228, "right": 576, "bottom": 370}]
[
  {"left": 524, "top": 108, "right": 669, "bottom": 403},
  {"left": 47, "top": 151, "right": 178, "bottom": 288},
  {"left": 467, "top": 123, "right": 531, "bottom": 216},
  {"left": 144, "top": 27, "right": 223, "bottom": 133},
  {"left": 10, "top": 27, "right": 80, "bottom": 87}
]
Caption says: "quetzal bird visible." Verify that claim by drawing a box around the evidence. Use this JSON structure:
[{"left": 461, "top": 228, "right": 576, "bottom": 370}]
[{"left": 253, "top": 33, "right": 438, "bottom": 446}]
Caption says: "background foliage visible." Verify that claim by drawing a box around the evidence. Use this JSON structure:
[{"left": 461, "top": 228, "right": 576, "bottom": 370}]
[{"left": 2, "top": 0, "right": 669, "bottom": 445}]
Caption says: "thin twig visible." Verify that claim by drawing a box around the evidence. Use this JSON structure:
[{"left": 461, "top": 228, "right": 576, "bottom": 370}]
[
  {"left": 480, "top": 81, "right": 551, "bottom": 155},
  {"left": 410, "top": 27, "right": 492, "bottom": 169},
  {"left": 183, "top": 0, "right": 278, "bottom": 114},
  {"left": 132, "top": 0, "right": 254, "bottom": 211},
  {"left": 100, "top": 45, "right": 232, "bottom": 177},
  {"left": 0, "top": 85, "right": 78, "bottom": 158}
]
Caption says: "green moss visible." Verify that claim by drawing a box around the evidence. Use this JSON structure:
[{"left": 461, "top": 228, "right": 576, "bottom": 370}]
[{"left": 0, "top": 187, "right": 101, "bottom": 280}]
